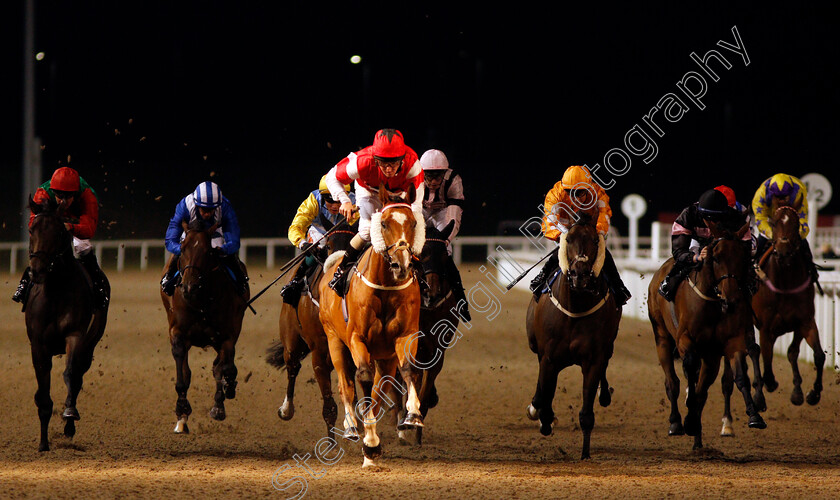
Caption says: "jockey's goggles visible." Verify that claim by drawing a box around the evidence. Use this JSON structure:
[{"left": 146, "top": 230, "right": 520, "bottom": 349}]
[
  {"left": 53, "top": 190, "right": 76, "bottom": 201},
  {"left": 322, "top": 194, "right": 339, "bottom": 204},
  {"left": 424, "top": 171, "right": 445, "bottom": 180},
  {"left": 565, "top": 188, "right": 591, "bottom": 200}
]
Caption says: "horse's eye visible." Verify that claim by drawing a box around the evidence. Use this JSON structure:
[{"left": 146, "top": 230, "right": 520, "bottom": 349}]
[{"left": 381, "top": 222, "right": 387, "bottom": 228}]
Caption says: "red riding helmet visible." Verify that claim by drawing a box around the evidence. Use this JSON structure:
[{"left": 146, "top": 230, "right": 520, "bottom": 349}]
[
  {"left": 372, "top": 129, "right": 407, "bottom": 160},
  {"left": 50, "top": 167, "right": 81, "bottom": 192}
]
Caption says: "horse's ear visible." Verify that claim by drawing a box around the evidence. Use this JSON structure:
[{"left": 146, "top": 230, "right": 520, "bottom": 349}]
[
  {"left": 207, "top": 222, "right": 219, "bottom": 235},
  {"left": 181, "top": 221, "right": 189, "bottom": 232},
  {"left": 736, "top": 221, "right": 750, "bottom": 239},
  {"left": 792, "top": 196, "right": 803, "bottom": 212},
  {"left": 378, "top": 183, "right": 389, "bottom": 207},
  {"left": 441, "top": 219, "right": 455, "bottom": 240},
  {"left": 406, "top": 183, "right": 416, "bottom": 205},
  {"left": 707, "top": 219, "right": 723, "bottom": 238}
]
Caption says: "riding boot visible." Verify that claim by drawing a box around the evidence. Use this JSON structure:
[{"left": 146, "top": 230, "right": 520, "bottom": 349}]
[
  {"left": 602, "top": 249, "right": 631, "bottom": 307},
  {"left": 658, "top": 262, "right": 686, "bottom": 302},
  {"left": 530, "top": 251, "right": 559, "bottom": 299},
  {"left": 329, "top": 245, "right": 362, "bottom": 297},
  {"left": 445, "top": 257, "right": 471, "bottom": 322},
  {"left": 221, "top": 252, "right": 249, "bottom": 296},
  {"left": 280, "top": 257, "right": 312, "bottom": 306},
  {"left": 11, "top": 267, "right": 32, "bottom": 311},
  {"left": 161, "top": 255, "right": 180, "bottom": 296},
  {"left": 79, "top": 252, "right": 109, "bottom": 309}
]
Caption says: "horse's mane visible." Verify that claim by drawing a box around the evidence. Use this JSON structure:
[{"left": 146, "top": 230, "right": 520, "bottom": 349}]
[
  {"left": 573, "top": 210, "right": 595, "bottom": 229},
  {"left": 187, "top": 218, "right": 205, "bottom": 232}
]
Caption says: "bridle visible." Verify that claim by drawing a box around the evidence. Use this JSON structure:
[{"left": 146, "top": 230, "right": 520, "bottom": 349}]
[
  {"left": 29, "top": 213, "right": 72, "bottom": 276},
  {"left": 688, "top": 237, "right": 746, "bottom": 306},
  {"left": 420, "top": 237, "right": 450, "bottom": 309}
]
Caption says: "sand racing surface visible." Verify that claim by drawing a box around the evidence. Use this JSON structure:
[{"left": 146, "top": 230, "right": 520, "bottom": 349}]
[{"left": 2, "top": 264, "right": 840, "bottom": 499}]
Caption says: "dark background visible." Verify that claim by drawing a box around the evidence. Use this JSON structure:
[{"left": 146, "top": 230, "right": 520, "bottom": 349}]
[{"left": 2, "top": 1, "right": 838, "bottom": 241}]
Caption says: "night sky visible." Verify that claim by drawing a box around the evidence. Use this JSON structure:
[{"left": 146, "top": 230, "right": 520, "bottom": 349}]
[{"left": 2, "top": 2, "right": 838, "bottom": 241}]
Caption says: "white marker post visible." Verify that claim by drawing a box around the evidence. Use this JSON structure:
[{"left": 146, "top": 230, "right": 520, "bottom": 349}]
[
  {"left": 800, "top": 173, "right": 832, "bottom": 250},
  {"left": 621, "top": 194, "right": 647, "bottom": 261}
]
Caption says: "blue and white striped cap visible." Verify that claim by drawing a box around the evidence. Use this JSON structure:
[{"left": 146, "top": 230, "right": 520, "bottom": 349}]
[{"left": 193, "top": 181, "right": 223, "bottom": 208}]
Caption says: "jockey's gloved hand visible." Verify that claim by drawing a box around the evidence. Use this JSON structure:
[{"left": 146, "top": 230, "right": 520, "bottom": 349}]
[{"left": 299, "top": 241, "right": 314, "bottom": 252}]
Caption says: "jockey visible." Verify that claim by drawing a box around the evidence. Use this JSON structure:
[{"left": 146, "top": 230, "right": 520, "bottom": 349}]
[
  {"left": 323, "top": 128, "right": 425, "bottom": 297},
  {"left": 161, "top": 181, "right": 248, "bottom": 296},
  {"left": 658, "top": 188, "right": 751, "bottom": 301},
  {"left": 529, "top": 165, "right": 632, "bottom": 306},
  {"left": 420, "top": 148, "right": 470, "bottom": 321},
  {"left": 12, "top": 166, "right": 109, "bottom": 309},
  {"left": 752, "top": 173, "right": 818, "bottom": 282},
  {"left": 279, "top": 175, "right": 358, "bottom": 305}
]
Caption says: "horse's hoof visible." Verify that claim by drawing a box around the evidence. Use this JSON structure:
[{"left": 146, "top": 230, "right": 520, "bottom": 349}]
[
  {"left": 668, "top": 421, "right": 685, "bottom": 436},
  {"left": 62, "top": 407, "right": 80, "bottom": 421},
  {"left": 763, "top": 377, "right": 779, "bottom": 393},
  {"left": 790, "top": 387, "right": 804, "bottom": 406},
  {"left": 224, "top": 380, "right": 237, "bottom": 400},
  {"left": 399, "top": 412, "right": 424, "bottom": 429},
  {"left": 209, "top": 406, "right": 226, "bottom": 421},
  {"left": 526, "top": 404, "right": 539, "bottom": 421},
  {"left": 344, "top": 426, "right": 361, "bottom": 440},
  {"left": 580, "top": 450, "right": 591, "bottom": 460},
  {"left": 38, "top": 442, "right": 50, "bottom": 452},
  {"left": 278, "top": 403, "right": 294, "bottom": 421},
  {"left": 683, "top": 414, "right": 701, "bottom": 437},
  {"left": 539, "top": 422, "right": 553, "bottom": 436},
  {"left": 599, "top": 388, "right": 612, "bottom": 407},
  {"left": 174, "top": 419, "right": 190, "bottom": 434},
  {"left": 806, "top": 390, "right": 821, "bottom": 406},
  {"left": 748, "top": 414, "right": 767, "bottom": 429},
  {"left": 720, "top": 418, "right": 734, "bottom": 437},
  {"left": 64, "top": 419, "right": 76, "bottom": 438},
  {"left": 362, "top": 443, "right": 382, "bottom": 460}
]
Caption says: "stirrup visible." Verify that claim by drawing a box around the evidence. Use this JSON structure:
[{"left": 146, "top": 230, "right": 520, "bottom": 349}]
[
  {"left": 161, "top": 275, "right": 177, "bottom": 296},
  {"left": 328, "top": 267, "right": 347, "bottom": 295}
]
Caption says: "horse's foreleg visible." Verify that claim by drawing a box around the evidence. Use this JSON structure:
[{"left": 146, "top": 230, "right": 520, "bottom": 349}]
[
  {"left": 760, "top": 329, "right": 779, "bottom": 392},
  {"left": 171, "top": 335, "right": 192, "bottom": 433},
  {"left": 690, "top": 355, "right": 721, "bottom": 450},
  {"left": 361, "top": 359, "right": 401, "bottom": 467},
  {"left": 31, "top": 347, "right": 53, "bottom": 452},
  {"left": 787, "top": 332, "right": 805, "bottom": 406},
  {"left": 311, "top": 345, "right": 338, "bottom": 439},
  {"left": 799, "top": 319, "right": 824, "bottom": 405},
  {"left": 579, "top": 362, "right": 603, "bottom": 460},
  {"left": 720, "top": 361, "right": 735, "bottom": 437},
  {"left": 278, "top": 334, "right": 306, "bottom": 421},
  {"left": 653, "top": 331, "right": 683, "bottom": 436},
  {"left": 209, "top": 349, "right": 227, "bottom": 421},
  {"left": 535, "top": 355, "right": 561, "bottom": 437},
  {"left": 394, "top": 334, "right": 424, "bottom": 429},
  {"left": 730, "top": 349, "right": 767, "bottom": 430},
  {"left": 61, "top": 335, "right": 87, "bottom": 438},
  {"left": 326, "top": 336, "right": 359, "bottom": 440},
  {"left": 747, "top": 329, "right": 766, "bottom": 413},
  {"left": 680, "top": 339, "right": 701, "bottom": 438}
]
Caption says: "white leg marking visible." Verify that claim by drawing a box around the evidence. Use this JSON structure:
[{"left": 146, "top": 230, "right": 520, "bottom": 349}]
[
  {"left": 406, "top": 384, "right": 421, "bottom": 415},
  {"left": 720, "top": 417, "right": 734, "bottom": 437},
  {"left": 174, "top": 416, "right": 189, "bottom": 433}
]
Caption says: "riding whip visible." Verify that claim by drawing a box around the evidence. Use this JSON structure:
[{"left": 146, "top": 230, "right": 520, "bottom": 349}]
[
  {"left": 505, "top": 246, "right": 557, "bottom": 290},
  {"left": 246, "top": 218, "right": 349, "bottom": 309}
]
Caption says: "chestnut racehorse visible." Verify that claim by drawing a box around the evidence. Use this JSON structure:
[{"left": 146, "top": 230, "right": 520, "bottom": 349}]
[
  {"left": 161, "top": 219, "right": 249, "bottom": 433},
  {"left": 319, "top": 185, "right": 425, "bottom": 467},
  {"left": 648, "top": 221, "right": 766, "bottom": 450},
  {"left": 525, "top": 213, "right": 621, "bottom": 460},
  {"left": 265, "top": 218, "right": 358, "bottom": 439},
  {"left": 25, "top": 197, "right": 109, "bottom": 451},
  {"left": 752, "top": 205, "right": 823, "bottom": 406}
]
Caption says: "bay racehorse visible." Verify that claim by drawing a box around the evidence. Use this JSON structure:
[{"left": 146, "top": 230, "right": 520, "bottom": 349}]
[
  {"left": 26, "top": 196, "right": 109, "bottom": 451},
  {"left": 394, "top": 220, "right": 458, "bottom": 446},
  {"left": 161, "top": 219, "right": 249, "bottom": 433},
  {"left": 648, "top": 221, "right": 766, "bottom": 450},
  {"left": 525, "top": 212, "right": 621, "bottom": 460},
  {"left": 265, "top": 218, "right": 358, "bottom": 439},
  {"left": 752, "top": 205, "right": 823, "bottom": 406},
  {"left": 319, "top": 185, "right": 425, "bottom": 467}
]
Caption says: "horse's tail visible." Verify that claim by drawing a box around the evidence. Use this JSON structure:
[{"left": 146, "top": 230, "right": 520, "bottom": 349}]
[{"left": 265, "top": 339, "right": 311, "bottom": 370}]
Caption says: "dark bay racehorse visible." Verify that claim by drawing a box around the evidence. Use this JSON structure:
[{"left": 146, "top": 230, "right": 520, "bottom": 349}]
[
  {"left": 161, "top": 219, "right": 249, "bottom": 433},
  {"left": 395, "top": 220, "right": 458, "bottom": 446},
  {"left": 319, "top": 186, "right": 425, "bottom": 467},
  {"left": 525, "top": 213, "right": 621, "bottom": 459},
  {"left": 752, "top": 205, "right": 823, "bottom": 406},
  {"left": 648, "top": 222, "right": 766, "bottom": 450},
  {"left": 265, "top": 218, "right": 358, "bottom": 439},
  {"left": 26, "top": 197, "right": 109, "bottom": 451}
]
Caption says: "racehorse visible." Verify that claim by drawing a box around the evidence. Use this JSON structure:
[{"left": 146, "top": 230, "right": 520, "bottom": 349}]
[
  {"left": 161, "top": 218, "right": 249, "bottom": 433},
  {"left": 525, "top": 212, "right": 621, "bottom": 460},
  {"left": 394, "top": 220, "right": 458, "bottom": 446},
  {"left": 265, "top": 218, "right": 358, "bottom": 439},
  {"left": 648, "top": 221, "right": 766, "bottom": 450},
  {"left": 319, "top": 185, "right": 425, "bottom": 467},
  {"left": 751, "top": 205, "right": 823, "bottom": 406},
  {"left": 26, "top": 196, "right": 109, "bottom": 451}
]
